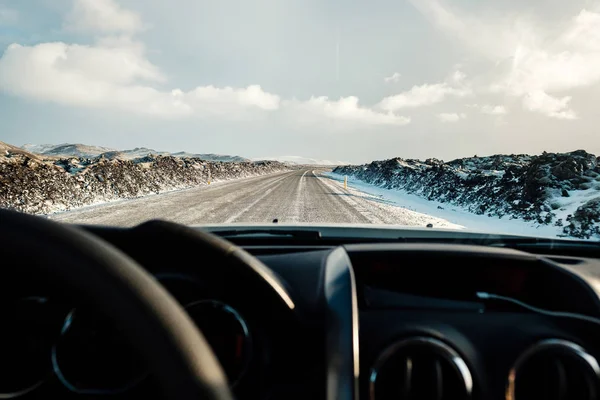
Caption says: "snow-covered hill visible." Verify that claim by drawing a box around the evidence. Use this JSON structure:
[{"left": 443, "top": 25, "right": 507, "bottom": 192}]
[
  {"left": 20, "top": 143, "right": 248, "bottom": 163},
  {"left": 21, "top": 143, "right": 65, "bottom": 154},
  {"left": 23, "top": 143, "right": 116, "bottom": 158},
  {"left": 120, "top": 147, "right": 170, "bottom": 159},
  {"left": 253, "top": 155, "right": 348, "bottom": 165},
  {"left": 2, "top": 141, "right": 288, "bottom": 214},
  {"left": 334, "top": 151, "right": 600, "bottom": 239},
  {"left": 172, "top": 152, "right": 249, "bottom": 163}
]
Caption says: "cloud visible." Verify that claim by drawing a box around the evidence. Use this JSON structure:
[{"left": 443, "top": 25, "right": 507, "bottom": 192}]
[
  {"left": 468, "top": 104, "right": 508, "bottom": 115},
  {"left": 408, "top": 0, "right": 600, "bottom": 120},
  {"left": 561, "top": 9, "right": 600, "bottom": 51},
  {"left": 176, "top": 85, "right": 281, "bottom": 115},
  {"left": 407, "top": 0, "right": 537, "bottom": 61},
  {"left": 378, "top": 81, "right": 469, "bottom": 111},
  {"left": 64, "top": 0, "right": 143, "bottom": 34},
  {"left": 0, "top": 40, "right": 403, "bottom": 125},
  {"left": 384, "top": 72, "right": 401, "bottom": 83},
  {"left": 522, "top": 91, "right": 576, "bottom": 120},
  {"left": 451, "top": 70, "right": 466, "bottom": 84},
  {"left": 480, "top": 104, "right": 507, "bottom": 115},
  {"left": 0, "top": 41, "right": 280, "bottom": 118},
  {"left": 290, "top": 96, "right": 410, "bottom": 126},
  {"left": 0, "top": 41, "right": 162, "bottom": 102},
  {"left": 0, "top": 39, "right": 403, "bottom": 125},
  {"left": 438, "top": 112, "right": 466, "bottom": 122},
  {"left": 0, "top": 6, "right": 18, "bottom": 25},
  {"left": 0, "top": 0, "right": 410, "bottom": 127}
]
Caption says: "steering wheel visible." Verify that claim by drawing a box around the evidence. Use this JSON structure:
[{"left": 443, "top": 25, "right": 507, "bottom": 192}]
[{"left": 0, "top": 209, "right": 234, "bottom": 400}]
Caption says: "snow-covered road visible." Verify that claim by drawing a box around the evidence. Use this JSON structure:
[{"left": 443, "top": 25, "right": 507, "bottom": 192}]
[{"left": 50, "top": 169, "right": 461, "bottom": 228}]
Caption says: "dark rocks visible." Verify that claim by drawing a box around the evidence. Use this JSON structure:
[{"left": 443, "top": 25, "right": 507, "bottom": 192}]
[{"left": 562, "top": 198, "right": 600, "bottom": 239}]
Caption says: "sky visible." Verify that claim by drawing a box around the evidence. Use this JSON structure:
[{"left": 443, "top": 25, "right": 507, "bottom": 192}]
[{"left": 0, "top": 0, "right": 599, "bottom": 163}]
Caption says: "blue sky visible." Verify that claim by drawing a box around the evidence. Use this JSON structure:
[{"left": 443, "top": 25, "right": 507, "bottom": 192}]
[{"left": 0, "top": 0, "right": 599, "bottom": 163}]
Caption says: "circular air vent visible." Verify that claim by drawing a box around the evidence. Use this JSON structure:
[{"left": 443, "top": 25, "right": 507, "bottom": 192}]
[
  {"left": 370, "top": 337, "right": 473, "bottom": 400},
  {"left": 507, "top": 339, "right": 600, "bottom": 400}
]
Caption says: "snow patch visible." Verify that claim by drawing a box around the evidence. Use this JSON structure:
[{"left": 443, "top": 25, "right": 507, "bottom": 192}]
[
  {"left": 319, "top": 173, "right": 464, "bottom": 229},
  {"left": 326, "top": 173, "right": 577, "bottom": 238},
  {"left": 333, "top": 150, "right": 600, "bottom": 240}
]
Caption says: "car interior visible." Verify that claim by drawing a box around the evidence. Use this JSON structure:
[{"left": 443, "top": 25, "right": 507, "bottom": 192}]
[{"left": 2, "top": 208, "right": 600, "bottom": 400}]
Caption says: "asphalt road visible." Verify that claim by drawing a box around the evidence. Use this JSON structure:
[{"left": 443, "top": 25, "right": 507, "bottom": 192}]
[{"left": 51, "top": 168, "right": 454, "bottom": 227}]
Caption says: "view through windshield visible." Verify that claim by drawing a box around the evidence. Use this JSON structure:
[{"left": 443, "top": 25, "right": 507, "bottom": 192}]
[{"left": 0, "top": 0, "right": 599, "bottom": 240}]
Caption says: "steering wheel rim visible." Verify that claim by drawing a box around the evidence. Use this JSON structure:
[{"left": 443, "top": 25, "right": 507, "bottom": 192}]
[{"left": 0, "top": 209, "right": 235, "bottom": 400}]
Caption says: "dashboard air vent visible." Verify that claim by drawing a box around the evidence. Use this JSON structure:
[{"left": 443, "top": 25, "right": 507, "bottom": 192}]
[
  {"left": 370, "top": 337, "right": 473, "bottom": 400},
  {"left": 507, "top": 339, "right": 600, "bottom": 400}
]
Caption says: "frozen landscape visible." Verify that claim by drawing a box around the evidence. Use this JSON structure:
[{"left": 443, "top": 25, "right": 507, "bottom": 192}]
[
  {"left": 333, "top": 151, "right": 600, "bottom": 239},
  {"left": 1, "top": 140, "right": 598, "bottom": 239}
]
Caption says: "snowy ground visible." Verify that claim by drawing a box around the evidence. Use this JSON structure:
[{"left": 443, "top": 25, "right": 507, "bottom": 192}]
[
  {"left": 326, "top": 172, "right": 574, "bottom": 239},
  {"left": 316, "top": 172, "right": 461, "bottom": 229}
]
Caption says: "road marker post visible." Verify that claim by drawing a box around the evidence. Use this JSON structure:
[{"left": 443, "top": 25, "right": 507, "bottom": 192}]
[{"left": 344, "top": 175, "right": 347, "bottom": 189}]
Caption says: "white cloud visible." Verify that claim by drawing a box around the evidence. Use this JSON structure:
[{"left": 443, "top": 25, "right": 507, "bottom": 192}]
[
  {"left": 407, "top": 0, "right": 537, "bottom": 61},
  {"left": 560, "top": 10, "right": 600, "bottom": 51},
  {"left": 489, "top": 10, "right": 600, "bottom": 120},
  {"left": 0, "top": 41, "right": 279, "bottom": 118},
  {"left": 480, "top": 104, "right": 507, "bottom": 115},
  {"left": 64, "top": 0, "right": 143, "bottom": 34},
  {"left": 468, "top": 104, "right": 508, "bottom": 115},
  {"left": 451, "top": 70, "right": 466, "bottom": 84},
  {"left": 438, "top": 112, "right": 466, "bottom": 122},
  {"left": 0, "top": 41, "right": 161, "bottom": 102},
  {"left": 378, "top": 81, "right": 469, "bottom": 111},
  {"left": 178, "top": 85, "right": 280, "bottom": 114},
  {"left": 384, "top": 72, "right": 401, "bottom": 83},
  {"left": 0, "top": 6, "right": 18, "bottom": 25},
  {"left": 0, "top": 0, "right": 409, "bottom": 127},
  {"left": 291, "top": 96, "right": 410, "bottom": 126},
  {"left": 497, "top": 44, "right": 600, "bottom": 97},
  {"left": 522, "top": 91, "right": 577, "bottom": 120},
  {"left": 0, "top": 41, "right": 405, "bottom": 125},
  {"left": 409, "top": 0, "right": 600, "bottom": 120}
]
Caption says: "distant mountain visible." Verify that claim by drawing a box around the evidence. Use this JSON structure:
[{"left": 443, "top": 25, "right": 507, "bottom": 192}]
[
  {"left": 22, "top": 143, "right": 116, "bottom": 158},
  {"left": 120, "top": 147, "right": 170, "bottom": 159},
  {"left": 171, "top": 152, "right": 250, "bottom": 163},
  {"left": 21, "top": 144, "right": 61, "bottom": 154},
  {"left": 253, "top": 155, "right": 349, "bottom": 166},
  {"left": 2, "top": 141, "right": 42, "bottom": 159},
  {"left": 20, "top": 143, "right": 248, "bottom": 163}
]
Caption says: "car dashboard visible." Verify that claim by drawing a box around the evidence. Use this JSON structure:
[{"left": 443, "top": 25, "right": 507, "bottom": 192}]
[{"left": 4, "top": 223, "right": 600, "bottom": 400}]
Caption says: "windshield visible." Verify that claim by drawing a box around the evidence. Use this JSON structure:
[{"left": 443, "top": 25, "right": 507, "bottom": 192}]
[{"left": 0, "top": 0, "right": 598, "bottom": 241}]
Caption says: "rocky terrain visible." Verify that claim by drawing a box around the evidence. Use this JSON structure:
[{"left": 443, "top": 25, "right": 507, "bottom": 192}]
[
  {"left": 1, "top": 141, "right": 288, "bottom": 215},
  {"left": 334, "top": 151, "right": 600, "bottom": 239}
]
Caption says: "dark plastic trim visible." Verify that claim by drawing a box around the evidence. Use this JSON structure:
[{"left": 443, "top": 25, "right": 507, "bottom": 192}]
[{"left": 323, "top": 247, "right": 359, "bottom": 400}]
